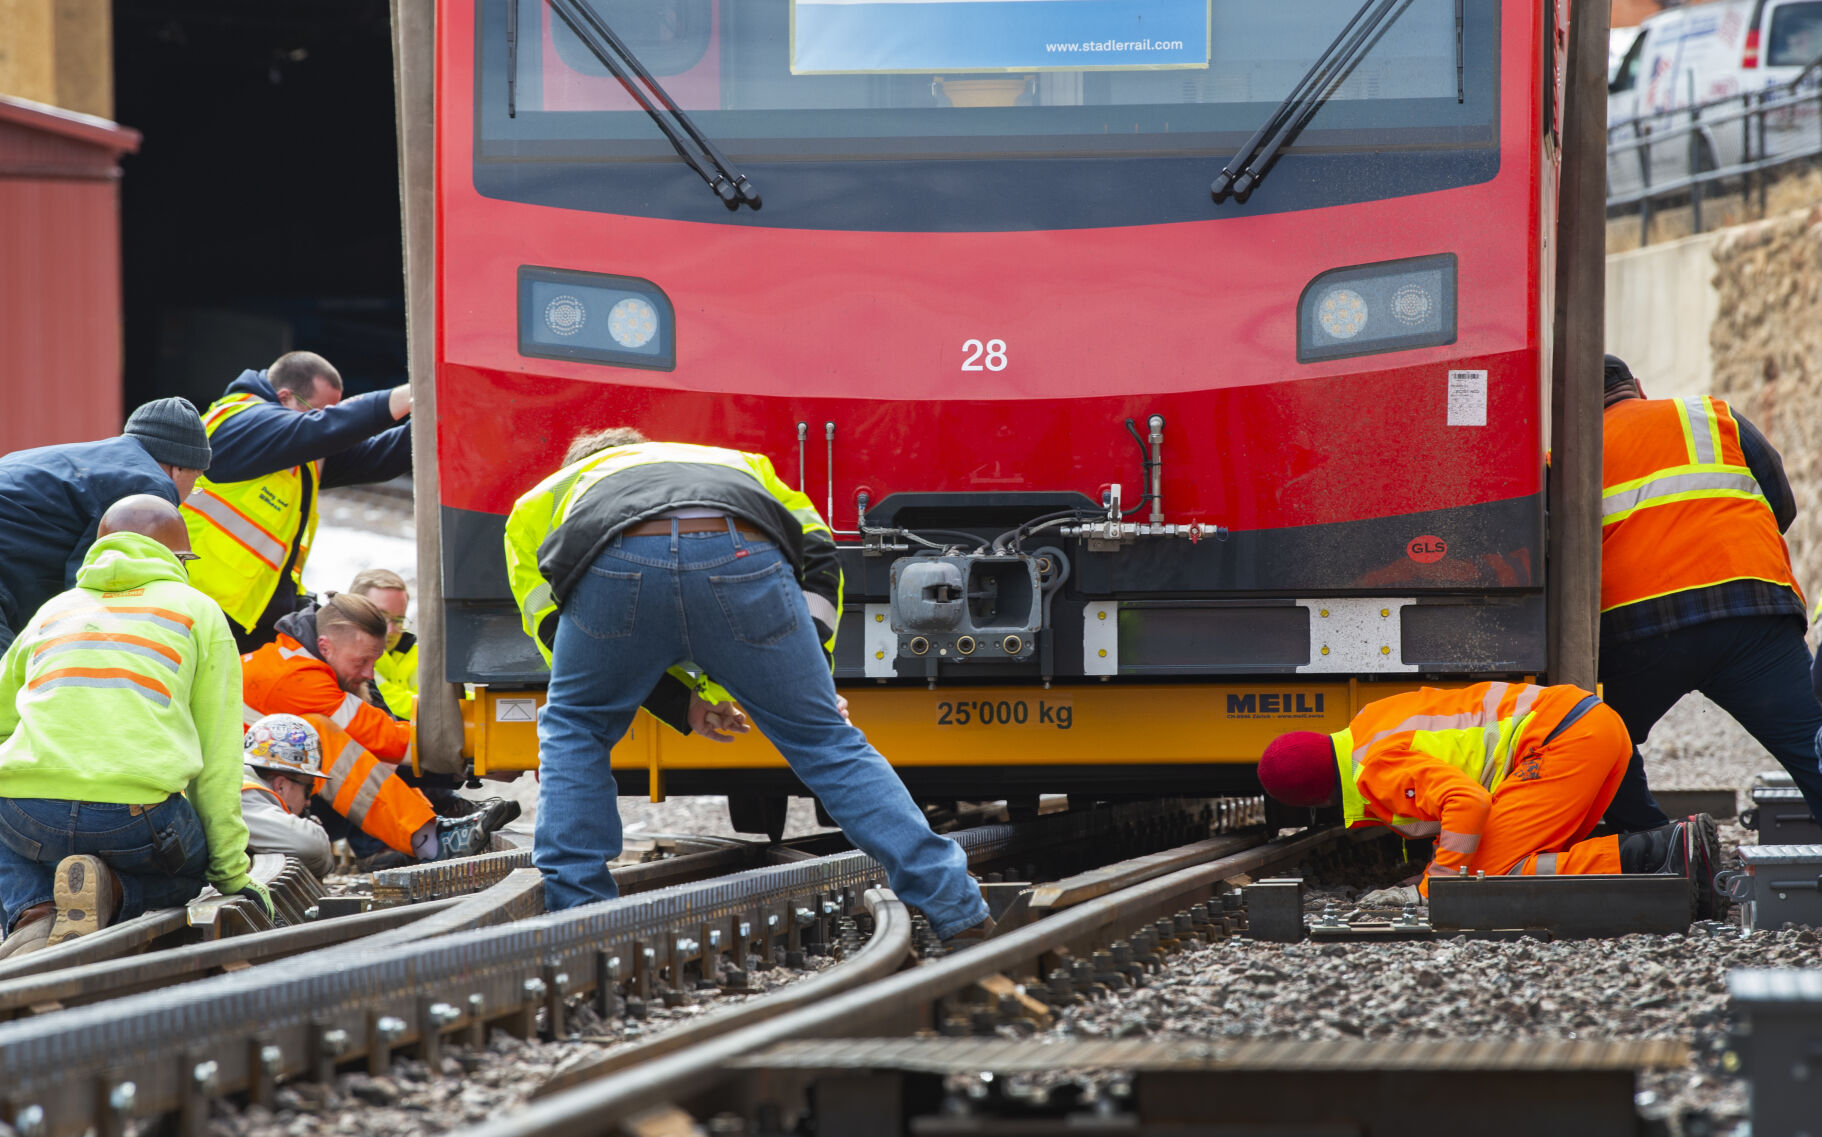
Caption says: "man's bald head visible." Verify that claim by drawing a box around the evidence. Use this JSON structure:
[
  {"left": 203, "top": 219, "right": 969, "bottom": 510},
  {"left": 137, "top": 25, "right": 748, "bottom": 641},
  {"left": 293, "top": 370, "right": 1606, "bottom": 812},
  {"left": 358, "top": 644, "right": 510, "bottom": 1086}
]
[{"left": 98, "top": 495, "right": 193, "bottom": 555}]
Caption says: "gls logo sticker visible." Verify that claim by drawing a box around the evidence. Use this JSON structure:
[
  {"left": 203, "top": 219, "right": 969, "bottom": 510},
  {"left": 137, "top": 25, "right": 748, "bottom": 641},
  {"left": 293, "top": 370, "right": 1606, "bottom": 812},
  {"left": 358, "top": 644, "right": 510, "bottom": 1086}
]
[{"left": 1407, "top": 535, "right": 1447, "bottom": 564}]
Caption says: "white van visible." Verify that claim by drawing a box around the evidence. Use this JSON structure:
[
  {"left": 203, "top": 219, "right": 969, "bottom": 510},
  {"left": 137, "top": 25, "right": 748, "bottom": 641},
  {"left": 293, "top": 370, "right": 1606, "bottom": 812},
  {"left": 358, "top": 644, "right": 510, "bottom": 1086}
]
[{"left": 1608, "top": 0, "right": 1822, "bottom": 201}]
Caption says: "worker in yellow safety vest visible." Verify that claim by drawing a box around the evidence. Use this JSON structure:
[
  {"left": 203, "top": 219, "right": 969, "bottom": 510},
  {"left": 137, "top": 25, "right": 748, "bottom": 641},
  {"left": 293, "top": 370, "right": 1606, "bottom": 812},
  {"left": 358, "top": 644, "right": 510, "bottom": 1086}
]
[
  {"left": 503, "top": 426, "right": 992, "bottom": 949},
  {"left": 181, "top": 351, "right": 412, "bottom": 652},
  {"left": 1596, "top": 355, "right": 1822, "bottom": 832},
  {"left": 348, "top": 568, "right": 418, "bottom": 719}
]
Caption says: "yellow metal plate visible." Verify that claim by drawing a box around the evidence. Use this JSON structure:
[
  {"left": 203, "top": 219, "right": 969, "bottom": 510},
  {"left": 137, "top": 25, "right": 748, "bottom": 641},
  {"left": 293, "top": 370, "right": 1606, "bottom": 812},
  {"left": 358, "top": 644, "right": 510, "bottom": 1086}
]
[{"left": 465, "top": 679, "right": 1459, "bottom": 775}]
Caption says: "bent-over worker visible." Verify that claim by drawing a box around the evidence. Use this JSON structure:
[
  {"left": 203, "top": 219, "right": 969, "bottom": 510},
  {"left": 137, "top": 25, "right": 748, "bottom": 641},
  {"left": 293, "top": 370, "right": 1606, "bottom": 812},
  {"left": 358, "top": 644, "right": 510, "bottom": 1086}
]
[
  {"left": 0, "top": 398, "right": 211, "bottom": 653},
  {"left": 1257, "top": 681, "right": 1723, "bottom": 916},
  {"left": 0, "top": 496, "right": 270, "bottom": 959},
  {"left": 239, "top": 592, "right": 513, "bottom": 862},
  {"left": 242, "top": 714, "right": 335, "bottom": 877},
  {"left": 505, "top": 427, "right": 991, "bottom": 946},
  {"left": 182, "top": 351, "right": 412, "bottom": 651},
  {"left": 1597, "top": 355, "right": 1822, "bottom": 830}
]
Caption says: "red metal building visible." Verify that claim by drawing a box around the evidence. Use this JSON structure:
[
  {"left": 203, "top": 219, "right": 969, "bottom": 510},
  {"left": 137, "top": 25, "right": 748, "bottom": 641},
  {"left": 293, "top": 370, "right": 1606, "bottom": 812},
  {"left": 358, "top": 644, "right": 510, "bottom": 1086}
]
[{"left": 0, "top": 94, "right": 139, "bottom": 455}]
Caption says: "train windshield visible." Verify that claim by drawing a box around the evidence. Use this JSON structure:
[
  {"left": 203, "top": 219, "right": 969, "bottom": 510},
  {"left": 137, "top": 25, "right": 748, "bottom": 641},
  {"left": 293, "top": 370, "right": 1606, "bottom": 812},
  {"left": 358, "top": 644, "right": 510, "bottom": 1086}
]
[{"left": 476, "top": 0, "right": 1500, "bottom": 161}]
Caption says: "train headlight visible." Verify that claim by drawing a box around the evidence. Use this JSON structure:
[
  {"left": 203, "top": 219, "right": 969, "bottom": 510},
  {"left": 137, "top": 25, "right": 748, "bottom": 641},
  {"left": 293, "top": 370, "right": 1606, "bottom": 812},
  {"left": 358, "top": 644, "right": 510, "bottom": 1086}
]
[
  {"left": 1316, "top": 289, "right": 1368, "bottom": 340},
  {"left": 607, "top": 297, "right": 659, "bottom": 349},
  {"left": 518, "top": 266, "right": 675, "bottom": 372},
  {"left": 1297, "top": 254, "right": 1456, "bottom": 363}
]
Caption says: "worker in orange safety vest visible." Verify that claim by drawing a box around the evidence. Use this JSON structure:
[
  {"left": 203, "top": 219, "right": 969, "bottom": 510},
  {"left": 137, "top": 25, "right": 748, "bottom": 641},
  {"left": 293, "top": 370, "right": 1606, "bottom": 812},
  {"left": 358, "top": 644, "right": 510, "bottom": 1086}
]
[
  {"left": 240, "top": 592, "right": 515, "bottom": 862},
  {"left": 1256, "top": 682, "right": 1725, "bottom": 917},
  {"left": 1597, "top": 355, "right": 1822, "bottom": 834}
]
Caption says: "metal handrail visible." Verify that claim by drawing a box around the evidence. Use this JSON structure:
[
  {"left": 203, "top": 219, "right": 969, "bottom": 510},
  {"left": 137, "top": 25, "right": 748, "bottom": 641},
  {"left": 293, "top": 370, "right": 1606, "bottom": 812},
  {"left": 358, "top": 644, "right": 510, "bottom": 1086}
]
[{"left": 1606, "top": 53, "right": 1822, "bottom": 240}]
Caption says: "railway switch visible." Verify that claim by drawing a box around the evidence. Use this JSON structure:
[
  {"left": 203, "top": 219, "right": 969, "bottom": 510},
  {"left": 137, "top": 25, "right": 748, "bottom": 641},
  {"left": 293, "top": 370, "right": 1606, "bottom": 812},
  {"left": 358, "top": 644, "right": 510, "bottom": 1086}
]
[
  {"left": 1741, "top": 784, "right": 1822, "bottom": 846},
  {"left": 1720, "top": 845, "right": 1822, "bottom": 931}
]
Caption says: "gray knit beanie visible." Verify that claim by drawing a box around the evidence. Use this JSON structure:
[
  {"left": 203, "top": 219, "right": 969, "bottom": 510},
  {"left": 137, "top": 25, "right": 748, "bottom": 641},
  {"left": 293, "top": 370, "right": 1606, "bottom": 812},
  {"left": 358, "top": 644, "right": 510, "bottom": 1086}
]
[{"left": 123, "top": 397, "right": 211, "bottom": 471}]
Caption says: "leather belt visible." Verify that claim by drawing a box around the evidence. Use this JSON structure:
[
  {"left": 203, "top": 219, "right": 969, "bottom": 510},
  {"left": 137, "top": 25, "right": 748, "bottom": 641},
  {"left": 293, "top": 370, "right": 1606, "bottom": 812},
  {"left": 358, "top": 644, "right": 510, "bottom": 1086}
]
[
  {"left": 127, "top": 797, "right": 170, "bottom": 817},
  {"left": 622, "top": 517, "right": 767, "bottom": 540}
]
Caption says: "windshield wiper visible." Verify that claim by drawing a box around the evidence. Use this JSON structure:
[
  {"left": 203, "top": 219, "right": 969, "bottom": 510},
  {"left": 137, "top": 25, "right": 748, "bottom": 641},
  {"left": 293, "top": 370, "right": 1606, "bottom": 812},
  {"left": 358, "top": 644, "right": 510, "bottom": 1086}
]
[
  {"left": 507, "top": 0, "right": 519, "bottom": 117},
  {"left": 1211, "top": 0, "right": 1412, "bottom": 202},
  {"left": 544, "top": 0, "right": 760, "bottom": 209}
]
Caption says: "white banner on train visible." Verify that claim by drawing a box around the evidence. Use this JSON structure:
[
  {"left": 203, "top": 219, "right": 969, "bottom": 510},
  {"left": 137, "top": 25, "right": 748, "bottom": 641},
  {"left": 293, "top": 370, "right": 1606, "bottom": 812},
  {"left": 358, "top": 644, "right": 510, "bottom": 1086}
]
[{"left": 790, "top": 0, "right": 1212, "bottom": 75}]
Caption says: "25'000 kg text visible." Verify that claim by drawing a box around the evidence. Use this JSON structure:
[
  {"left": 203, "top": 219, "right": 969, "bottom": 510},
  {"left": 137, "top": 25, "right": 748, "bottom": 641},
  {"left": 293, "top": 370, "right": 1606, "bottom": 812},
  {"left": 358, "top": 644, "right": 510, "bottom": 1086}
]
[{"left": 935, "top": 700, "right": 1073, "bottom": 729}]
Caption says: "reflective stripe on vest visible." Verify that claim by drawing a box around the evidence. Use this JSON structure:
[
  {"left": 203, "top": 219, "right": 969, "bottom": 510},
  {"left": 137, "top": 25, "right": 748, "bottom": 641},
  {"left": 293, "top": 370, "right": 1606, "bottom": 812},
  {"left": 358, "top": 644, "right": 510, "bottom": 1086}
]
[
  {"left": 1601, "top": 396, "right": 1801, "bottom": 612},
  {"left": 504, "top": 441, "right": 835, "bottom": 664},
  {"left": 320, "top": 730, "right": 386, "bottom": 828},
  {"left": 181, "top": 393, "right": 322, "bottom": 632},
  {"left": 1333, "top": 681, "right": 1547, "bottom": 829}
]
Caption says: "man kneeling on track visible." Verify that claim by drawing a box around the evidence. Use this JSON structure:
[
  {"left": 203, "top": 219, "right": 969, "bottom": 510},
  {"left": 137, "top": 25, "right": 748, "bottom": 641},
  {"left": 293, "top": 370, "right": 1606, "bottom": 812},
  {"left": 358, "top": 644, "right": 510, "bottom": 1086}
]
[
  {"left": 505, "top": 427, "right": 993, "bottom": 947},
  {"left": 240, "top": 592, "right": 516, "bottom": 867},
  {"left": 242, "top": 714, "right": 335, "bottom": 877},
  {"left": 1257, "top": 681, "right": 1725, "bottom": 916},
  {"left": 0, "top": 496, "right": 271, "bottom": 960}
]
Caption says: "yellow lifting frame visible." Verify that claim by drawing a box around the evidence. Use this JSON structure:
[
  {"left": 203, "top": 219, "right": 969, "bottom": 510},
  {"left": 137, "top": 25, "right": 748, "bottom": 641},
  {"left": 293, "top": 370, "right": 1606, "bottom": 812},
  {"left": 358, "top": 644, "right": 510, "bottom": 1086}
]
[{"left": 461, "top": 677, "right": 1536, "bottom": 798}]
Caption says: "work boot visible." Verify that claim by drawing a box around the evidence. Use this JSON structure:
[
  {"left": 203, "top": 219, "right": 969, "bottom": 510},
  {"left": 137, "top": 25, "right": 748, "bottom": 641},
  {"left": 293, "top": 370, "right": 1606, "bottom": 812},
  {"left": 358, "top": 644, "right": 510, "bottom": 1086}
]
[
  {"left": 941, "top": 915, "right": 998, "bottom": 953},
  {"left": 1619, "top": 814, "right": 1724, "bottom": 920},
  {"left": 473, "top": 797, "right": 521, "bottom": 832},
  {"left": 432, "top": 812, "right": 495, "bottom": 861},
  {"left": 0, "top": 905, "right": 53, "bottom": 960},
  {"left": 49, "top": 855, "right": 121, "bottom": 945}
]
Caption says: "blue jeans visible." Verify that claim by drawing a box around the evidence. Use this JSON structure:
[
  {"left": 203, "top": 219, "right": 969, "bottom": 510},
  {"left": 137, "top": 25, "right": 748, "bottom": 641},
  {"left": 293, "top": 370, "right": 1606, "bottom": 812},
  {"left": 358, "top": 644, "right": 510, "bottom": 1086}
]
[
  {"left": 1600, "top": 615, "right": 1822, "bottom": 829},
  {"left": 534, "top": 526, "right": 989, "bottom": 939},
  {"left": 0, "top": 795, "right": 210, "bottom": 934}
]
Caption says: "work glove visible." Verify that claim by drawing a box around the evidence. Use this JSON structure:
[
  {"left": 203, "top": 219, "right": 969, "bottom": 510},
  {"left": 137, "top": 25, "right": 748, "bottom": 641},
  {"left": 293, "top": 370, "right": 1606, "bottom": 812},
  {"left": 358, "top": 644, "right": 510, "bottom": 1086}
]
[
  {"left": 1358, "top": 884, "right": 1422, "bottom": 908},
  {"left": 232, "top": 879, "right": 276, "bottom": 921}
]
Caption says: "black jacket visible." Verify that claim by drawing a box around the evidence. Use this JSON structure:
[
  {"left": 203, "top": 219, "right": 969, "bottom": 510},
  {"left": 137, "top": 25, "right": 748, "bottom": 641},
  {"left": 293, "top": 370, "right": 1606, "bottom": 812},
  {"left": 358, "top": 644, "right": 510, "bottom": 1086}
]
[{"left": 0, "top": 435, "right": 179, "bottom": 648}]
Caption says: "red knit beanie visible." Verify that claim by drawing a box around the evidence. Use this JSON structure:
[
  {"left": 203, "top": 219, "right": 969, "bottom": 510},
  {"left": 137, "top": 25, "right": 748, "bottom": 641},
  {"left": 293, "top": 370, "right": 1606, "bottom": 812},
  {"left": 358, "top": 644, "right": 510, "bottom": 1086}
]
[{"left": 1258, "top": 731, "right": 1339, "bottom": 807}]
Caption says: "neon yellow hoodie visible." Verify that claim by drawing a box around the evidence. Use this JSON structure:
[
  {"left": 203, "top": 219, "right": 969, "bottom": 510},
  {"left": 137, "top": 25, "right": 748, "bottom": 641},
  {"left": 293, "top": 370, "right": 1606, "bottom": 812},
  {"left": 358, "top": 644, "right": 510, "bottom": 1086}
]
[{"left": 0, "top": 532, "right": 253, "bottom": 893}]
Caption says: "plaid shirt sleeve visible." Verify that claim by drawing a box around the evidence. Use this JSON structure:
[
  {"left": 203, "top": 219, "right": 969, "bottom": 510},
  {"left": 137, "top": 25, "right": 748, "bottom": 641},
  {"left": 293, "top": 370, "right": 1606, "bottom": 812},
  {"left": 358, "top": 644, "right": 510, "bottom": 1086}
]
[{"left": 1601, "top": 580, "right": 1806, "bottom": 646}]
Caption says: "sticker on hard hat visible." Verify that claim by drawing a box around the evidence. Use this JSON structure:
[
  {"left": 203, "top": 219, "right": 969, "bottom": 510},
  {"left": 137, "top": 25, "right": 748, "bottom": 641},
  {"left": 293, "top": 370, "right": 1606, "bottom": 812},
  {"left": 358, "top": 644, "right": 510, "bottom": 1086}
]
[{"left": 1407, "top": 536, "right": 1447, "bottom": 564}]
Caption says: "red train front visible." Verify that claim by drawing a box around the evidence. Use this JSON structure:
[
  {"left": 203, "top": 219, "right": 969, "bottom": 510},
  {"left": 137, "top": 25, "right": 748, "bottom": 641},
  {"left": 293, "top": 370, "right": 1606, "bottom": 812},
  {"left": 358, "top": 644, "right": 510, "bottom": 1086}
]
[{"left": 435, "top": 0, "right": 1562, "bottom": 804}]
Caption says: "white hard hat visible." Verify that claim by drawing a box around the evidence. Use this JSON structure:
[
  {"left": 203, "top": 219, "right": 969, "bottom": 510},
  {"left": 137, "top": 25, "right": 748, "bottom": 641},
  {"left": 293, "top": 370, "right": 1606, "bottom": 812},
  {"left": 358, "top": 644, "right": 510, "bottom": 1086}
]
[{"left": 244, "top": 714, "right": 326, "bottom": 782}]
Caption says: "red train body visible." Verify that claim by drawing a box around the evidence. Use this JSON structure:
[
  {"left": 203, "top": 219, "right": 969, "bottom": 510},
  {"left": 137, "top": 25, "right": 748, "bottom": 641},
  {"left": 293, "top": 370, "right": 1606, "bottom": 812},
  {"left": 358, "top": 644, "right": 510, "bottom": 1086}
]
[{"left": 434, "top": 0, "right": 1567, "bottom": 800}]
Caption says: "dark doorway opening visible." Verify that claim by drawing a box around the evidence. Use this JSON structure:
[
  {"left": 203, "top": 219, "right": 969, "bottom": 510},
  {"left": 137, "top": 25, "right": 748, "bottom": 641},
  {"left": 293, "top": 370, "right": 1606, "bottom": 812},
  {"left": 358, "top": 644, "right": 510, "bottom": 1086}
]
[{"left": 114, "top": 2, "right": 404, "bottom": 411}]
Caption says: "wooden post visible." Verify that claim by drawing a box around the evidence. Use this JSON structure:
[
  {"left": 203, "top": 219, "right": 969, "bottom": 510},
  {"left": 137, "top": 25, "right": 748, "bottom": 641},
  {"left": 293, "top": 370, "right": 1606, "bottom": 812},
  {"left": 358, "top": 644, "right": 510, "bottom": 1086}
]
[
  {"left": 391, "top": 0, "right": 464, "bottom": 772},
  {"left": 1546, "top": 0, "right": 1609, "bottom": 690}
]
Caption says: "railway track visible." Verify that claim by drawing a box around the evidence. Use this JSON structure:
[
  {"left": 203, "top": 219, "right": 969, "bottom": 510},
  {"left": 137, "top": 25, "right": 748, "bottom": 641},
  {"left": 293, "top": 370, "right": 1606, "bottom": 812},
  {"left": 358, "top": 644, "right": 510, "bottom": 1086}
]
[
  {"left": 2, "top": 791, "right": 1808, "bottom": 1137},
  {"left": 0, "top": 799, "right": 1225, "bottom": 1136}
]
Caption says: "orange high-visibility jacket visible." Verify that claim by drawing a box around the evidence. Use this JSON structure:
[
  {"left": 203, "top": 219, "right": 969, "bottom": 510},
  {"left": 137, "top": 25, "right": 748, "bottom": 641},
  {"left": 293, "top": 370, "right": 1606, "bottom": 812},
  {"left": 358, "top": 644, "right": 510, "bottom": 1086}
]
[
  {"left": 1330, "top": 682, "right": 1591, "bottom": 877},
  {"left": 240, "top": 633, "right": 414, "bottom": 765},
  {"left": 1602, "top": 396, "right": 1801, "bottom": 613},
  {"left": 298, "top": 714, "right": 433, "bottom": 856}
]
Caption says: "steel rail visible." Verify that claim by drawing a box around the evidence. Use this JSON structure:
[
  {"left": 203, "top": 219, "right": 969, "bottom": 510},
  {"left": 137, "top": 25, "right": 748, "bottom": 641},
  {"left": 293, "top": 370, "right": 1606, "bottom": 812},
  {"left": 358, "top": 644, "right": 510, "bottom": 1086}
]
[
  {"left": 0, "top": 855, "right": 321, "bottom": 984},
  {"left": 0, "top": 844, "right": 746, "bottom": 1022},
  {"left": 0, "top": 898, "right": 459, "bottom": 1022},
  {"left": 0, "top": 802, "right": 1196, "bottom": 1135},
  {"left": 457, "top": 826, "right": 1339, "bottom": 1137},
  {"left": 539, "top": 887, "right": 914, "bottom": 1096},
  {"left": 538, "top": 827, "right": 1267, "bottom": 1096},
  {"left": 371, "top": 836, "right": 762, "bottom": 907}
]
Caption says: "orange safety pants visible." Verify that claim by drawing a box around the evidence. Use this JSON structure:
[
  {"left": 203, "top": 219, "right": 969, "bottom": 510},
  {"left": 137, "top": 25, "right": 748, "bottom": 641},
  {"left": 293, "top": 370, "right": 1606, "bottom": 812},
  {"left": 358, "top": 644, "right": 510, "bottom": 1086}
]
[
  {"left": 1466, "top": 701, "right": 1629, "bottom": 877},
  {"left": 304, "top": 715, "right": 437, "bottom": 856}
]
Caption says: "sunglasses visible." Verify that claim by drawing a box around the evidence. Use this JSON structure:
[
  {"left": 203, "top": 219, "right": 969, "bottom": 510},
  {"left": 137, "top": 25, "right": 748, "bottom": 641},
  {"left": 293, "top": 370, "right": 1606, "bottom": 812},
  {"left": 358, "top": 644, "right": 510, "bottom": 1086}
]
[{"left": 175, "top": 551, "right": 202, "bottom": 563}]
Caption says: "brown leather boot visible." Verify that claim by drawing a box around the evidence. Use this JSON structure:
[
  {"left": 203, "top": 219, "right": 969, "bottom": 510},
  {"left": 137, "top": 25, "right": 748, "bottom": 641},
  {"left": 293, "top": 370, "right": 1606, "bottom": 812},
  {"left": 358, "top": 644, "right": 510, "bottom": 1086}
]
[
  {"left": 0, "top": 904, "right": 54, "bottom": 960},
  {"left": 49, "top": 856, "right": 122, "bottom": 945}
]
